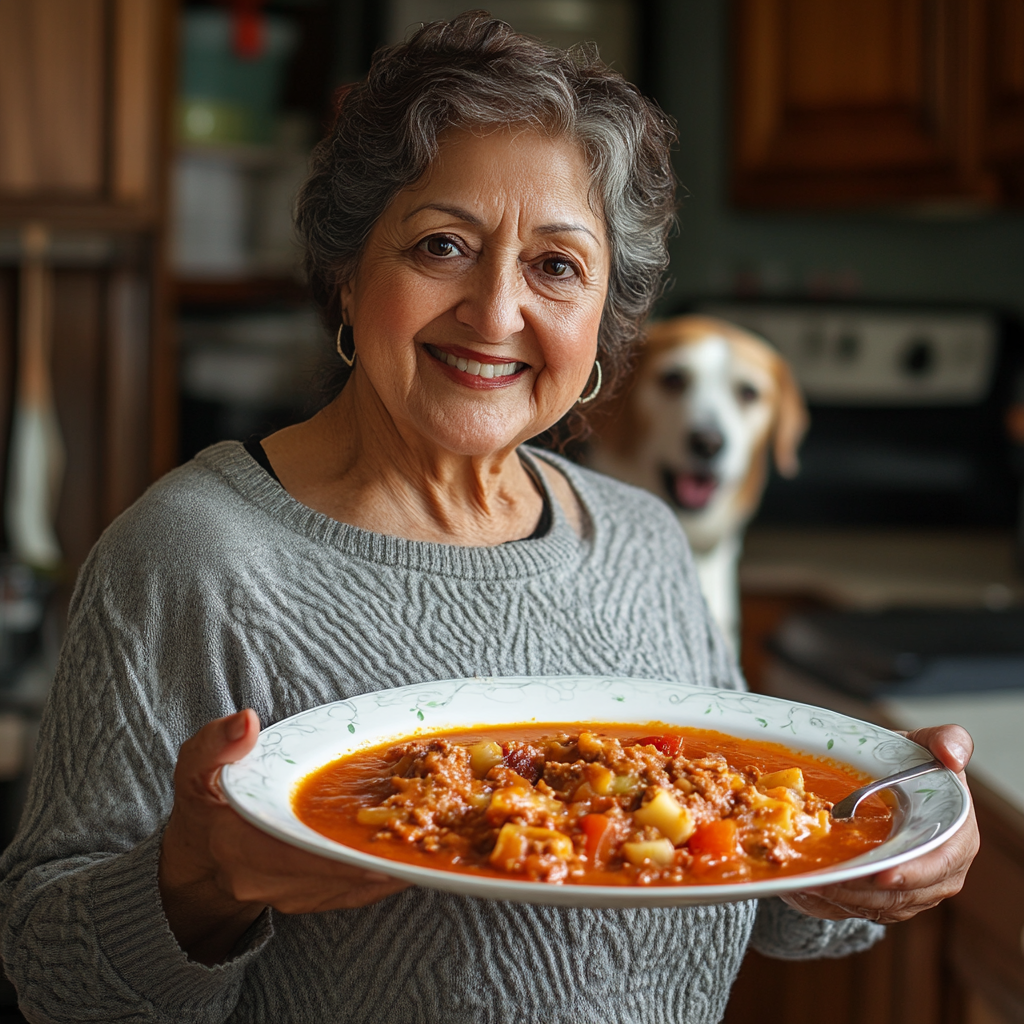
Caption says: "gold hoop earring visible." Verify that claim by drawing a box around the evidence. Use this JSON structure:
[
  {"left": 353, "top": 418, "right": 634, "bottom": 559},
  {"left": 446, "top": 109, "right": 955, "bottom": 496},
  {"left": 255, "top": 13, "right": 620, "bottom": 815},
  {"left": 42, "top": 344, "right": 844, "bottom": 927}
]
[
  {"left": 336, "top": 323, "right": 356, "bottom": 368},
  {"left": 577, "top": 360, "right": 602, "bottom": 404}
]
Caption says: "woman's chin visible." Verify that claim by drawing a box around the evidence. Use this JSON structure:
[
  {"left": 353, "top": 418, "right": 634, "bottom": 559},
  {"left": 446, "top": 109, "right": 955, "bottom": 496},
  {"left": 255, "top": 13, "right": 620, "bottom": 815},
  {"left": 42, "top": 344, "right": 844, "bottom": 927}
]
[{"left": 410, "top": 402, "right": 546, "bottom": 458}]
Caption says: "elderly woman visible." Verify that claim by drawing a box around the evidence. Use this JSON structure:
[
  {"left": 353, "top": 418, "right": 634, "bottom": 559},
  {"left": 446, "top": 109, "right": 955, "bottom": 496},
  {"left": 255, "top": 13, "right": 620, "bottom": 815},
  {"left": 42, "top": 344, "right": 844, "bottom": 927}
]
[{"left": 0, "top": 14, "right": 976, "bottom": 1024}]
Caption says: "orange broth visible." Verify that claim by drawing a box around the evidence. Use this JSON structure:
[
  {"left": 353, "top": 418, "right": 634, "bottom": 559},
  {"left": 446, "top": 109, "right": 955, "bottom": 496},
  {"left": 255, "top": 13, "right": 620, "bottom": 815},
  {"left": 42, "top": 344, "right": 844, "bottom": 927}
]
[{"left": 293, "top": 723, "right": 892, "bottom": 886}]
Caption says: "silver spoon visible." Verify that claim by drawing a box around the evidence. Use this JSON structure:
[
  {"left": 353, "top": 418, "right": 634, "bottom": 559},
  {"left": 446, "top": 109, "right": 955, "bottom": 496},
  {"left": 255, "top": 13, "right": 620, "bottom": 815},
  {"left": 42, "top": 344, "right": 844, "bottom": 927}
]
[{"left": 831, "top": 759, "right": 946, "bottom": 819}]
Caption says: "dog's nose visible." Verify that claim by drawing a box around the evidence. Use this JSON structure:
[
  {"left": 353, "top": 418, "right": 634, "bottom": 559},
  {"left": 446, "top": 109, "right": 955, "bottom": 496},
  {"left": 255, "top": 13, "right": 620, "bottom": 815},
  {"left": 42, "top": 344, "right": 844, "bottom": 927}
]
[{"left": 688, "top": 429, "right": 725, "bottom": 460}]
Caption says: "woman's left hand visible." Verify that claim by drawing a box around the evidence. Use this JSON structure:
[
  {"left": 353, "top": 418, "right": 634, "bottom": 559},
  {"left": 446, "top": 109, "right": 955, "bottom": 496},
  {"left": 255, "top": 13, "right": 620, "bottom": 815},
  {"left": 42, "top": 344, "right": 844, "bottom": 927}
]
[{"left": 782, "top": 724, "right": 980, "bottom": 924}]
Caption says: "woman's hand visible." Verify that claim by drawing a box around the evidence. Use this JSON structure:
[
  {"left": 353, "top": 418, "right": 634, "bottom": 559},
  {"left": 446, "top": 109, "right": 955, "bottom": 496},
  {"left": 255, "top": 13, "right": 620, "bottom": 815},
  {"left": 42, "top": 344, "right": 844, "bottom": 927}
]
[
  {"left": 159, "top": 710, "right": 409, "bottom": 965},
  {"left": 782, "top": 724, "right": 980, "bottom": 924}
]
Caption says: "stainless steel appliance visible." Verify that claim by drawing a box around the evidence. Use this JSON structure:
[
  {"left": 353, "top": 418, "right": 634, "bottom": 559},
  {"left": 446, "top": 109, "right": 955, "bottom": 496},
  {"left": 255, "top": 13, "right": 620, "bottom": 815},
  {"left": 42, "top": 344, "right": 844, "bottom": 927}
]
[{"left": 696, "top": 302, "right": 1023, "bottom": 529}]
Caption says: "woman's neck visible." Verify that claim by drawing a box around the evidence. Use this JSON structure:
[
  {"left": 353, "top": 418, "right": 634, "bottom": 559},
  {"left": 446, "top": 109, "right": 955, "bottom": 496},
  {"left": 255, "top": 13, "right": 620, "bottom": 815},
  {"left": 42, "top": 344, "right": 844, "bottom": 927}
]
[{"left": 261, "top": 388, "right": 547, "bottom": 546}]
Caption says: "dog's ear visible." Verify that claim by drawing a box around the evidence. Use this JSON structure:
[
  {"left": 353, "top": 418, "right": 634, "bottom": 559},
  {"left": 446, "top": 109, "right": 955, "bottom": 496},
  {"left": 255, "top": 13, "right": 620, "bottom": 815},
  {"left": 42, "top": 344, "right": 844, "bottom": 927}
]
[{"left": 772, "top": 359, "right": 809, "bottom": 478}]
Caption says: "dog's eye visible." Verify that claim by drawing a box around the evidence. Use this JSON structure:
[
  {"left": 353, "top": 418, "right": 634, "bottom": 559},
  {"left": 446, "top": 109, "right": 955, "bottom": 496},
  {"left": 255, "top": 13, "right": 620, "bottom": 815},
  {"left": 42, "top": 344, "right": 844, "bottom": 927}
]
[
  {"left": 658, "top": 370, "right": 690, "bottom": 395},
  {"left": 736, "top": 382, "right": 760, "bottom": 405}
]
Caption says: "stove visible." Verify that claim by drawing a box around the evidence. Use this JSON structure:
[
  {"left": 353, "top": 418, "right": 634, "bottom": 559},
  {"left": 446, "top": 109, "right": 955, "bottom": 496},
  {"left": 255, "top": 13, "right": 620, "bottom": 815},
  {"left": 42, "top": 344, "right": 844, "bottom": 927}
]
[{"left": 695, "top": 301, "right": 1023, "bottom": 529}]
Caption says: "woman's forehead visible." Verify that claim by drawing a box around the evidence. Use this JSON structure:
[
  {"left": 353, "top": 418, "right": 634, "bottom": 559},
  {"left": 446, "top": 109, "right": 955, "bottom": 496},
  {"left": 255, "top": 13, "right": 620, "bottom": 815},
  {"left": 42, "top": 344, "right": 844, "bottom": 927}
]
[{"left": 396, "top": 127, "right": 605, "bottom": 229}]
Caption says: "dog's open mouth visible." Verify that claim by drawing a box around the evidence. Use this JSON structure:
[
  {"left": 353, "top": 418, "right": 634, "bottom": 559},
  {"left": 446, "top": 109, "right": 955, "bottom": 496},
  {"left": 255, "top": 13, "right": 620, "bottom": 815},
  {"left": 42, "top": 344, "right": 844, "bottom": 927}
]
[{"left": 662, "top": 467, "right": 719, "bottom": 512}]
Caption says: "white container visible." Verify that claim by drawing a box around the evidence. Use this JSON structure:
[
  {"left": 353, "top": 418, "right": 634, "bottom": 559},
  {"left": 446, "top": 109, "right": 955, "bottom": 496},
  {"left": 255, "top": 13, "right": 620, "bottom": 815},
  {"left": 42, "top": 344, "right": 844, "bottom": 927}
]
[{"left": 173, "top": 153, "right": 249, "bottom": 276}]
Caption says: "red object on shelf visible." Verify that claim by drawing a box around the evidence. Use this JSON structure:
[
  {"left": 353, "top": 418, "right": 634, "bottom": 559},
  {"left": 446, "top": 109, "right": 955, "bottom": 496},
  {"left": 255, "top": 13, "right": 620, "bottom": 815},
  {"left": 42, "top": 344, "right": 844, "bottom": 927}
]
[{"left": 231, "top": 0, "right": 265, "bottom": 59}]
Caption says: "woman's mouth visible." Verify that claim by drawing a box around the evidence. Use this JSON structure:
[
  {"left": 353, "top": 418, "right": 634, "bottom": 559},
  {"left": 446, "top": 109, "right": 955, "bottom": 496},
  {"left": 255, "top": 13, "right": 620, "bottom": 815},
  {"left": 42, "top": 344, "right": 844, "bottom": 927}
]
[{"left": 425, "top": 344, "right": 526, "bottom": 380}]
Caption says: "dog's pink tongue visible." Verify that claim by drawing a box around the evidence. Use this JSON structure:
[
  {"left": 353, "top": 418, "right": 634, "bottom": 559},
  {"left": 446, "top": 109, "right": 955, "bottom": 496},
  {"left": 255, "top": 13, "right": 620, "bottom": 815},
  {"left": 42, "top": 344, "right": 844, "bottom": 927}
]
[{"left": 675, "top": 473, "right": 717, "bottom": 510}]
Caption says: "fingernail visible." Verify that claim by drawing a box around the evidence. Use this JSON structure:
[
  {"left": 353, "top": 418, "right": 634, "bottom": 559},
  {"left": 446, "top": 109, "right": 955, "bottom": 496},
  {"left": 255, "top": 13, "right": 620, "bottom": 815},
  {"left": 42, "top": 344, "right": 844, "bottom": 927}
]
[
  {"left": 226, "top": 712, "right": 247, "bottom": 742},
  {"left": 886, "top": 873, "right": 904, "bottom": 888},
  {"left": 949, "top": 741, "right": 968, "bottom": 767}
]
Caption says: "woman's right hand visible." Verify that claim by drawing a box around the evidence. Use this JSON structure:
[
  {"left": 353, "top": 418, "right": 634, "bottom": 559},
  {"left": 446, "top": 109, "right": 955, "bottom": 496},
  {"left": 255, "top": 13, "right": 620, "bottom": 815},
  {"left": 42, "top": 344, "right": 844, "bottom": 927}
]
[{"left": 159, "top": 709, "right": 409, "bottom": 966}]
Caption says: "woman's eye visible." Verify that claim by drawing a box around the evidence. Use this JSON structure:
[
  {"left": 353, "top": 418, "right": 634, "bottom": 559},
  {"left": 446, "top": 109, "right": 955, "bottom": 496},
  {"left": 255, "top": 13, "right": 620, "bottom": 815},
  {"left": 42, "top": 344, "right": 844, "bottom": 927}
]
[
  {"left": 540, "top": 257, "right": 576, "bottom": 279},
  {"left": 421, "top": 236, "right": 461, "bottom": 257}
]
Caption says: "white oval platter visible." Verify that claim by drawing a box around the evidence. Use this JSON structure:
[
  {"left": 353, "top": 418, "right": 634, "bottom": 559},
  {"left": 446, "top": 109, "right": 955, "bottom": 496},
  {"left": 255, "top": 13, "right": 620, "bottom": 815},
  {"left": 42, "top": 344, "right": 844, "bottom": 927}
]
[{"left": 220, "top": 675, "right": 970, "bottom": 908}]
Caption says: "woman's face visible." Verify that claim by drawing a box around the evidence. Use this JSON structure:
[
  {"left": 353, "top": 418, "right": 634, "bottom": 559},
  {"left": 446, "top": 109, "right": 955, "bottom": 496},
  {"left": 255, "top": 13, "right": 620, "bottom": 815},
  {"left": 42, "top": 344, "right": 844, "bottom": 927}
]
[{"left": 340, "top": 128, "right": 609, "bottom": 458}]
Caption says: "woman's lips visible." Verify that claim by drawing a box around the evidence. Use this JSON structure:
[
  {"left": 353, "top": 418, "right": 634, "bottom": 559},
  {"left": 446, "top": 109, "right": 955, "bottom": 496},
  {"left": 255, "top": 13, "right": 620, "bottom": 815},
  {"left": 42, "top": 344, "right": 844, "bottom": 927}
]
[{"left": 425, "top": 343, "right": 527, "bottom": 382}]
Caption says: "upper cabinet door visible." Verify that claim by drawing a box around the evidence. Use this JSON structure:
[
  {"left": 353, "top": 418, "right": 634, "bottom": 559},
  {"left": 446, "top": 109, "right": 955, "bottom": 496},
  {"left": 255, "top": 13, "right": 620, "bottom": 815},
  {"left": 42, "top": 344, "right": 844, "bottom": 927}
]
[
  {"left": 731, "top": 0, "right": 1000, "bottom": 209},
  {"left": 982, "top": 0, "right": 1024, "bottom": 204},
  {"left": 0, "top": 0, "right": 170, "bottom": 224}
]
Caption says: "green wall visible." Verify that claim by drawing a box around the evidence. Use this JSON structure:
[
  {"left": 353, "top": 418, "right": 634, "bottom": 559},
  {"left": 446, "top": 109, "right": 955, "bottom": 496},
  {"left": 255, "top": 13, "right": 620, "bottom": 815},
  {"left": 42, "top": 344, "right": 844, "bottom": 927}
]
[{"left": 653, "top": 1, "right": 1024, "bottom": 319}]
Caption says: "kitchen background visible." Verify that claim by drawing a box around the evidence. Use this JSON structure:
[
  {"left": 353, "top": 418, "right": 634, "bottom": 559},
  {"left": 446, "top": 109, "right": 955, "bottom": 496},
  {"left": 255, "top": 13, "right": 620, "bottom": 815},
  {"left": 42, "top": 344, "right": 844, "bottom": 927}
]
[{"left": 0, "top": 1, "right": 1022, "bottom": 1022}]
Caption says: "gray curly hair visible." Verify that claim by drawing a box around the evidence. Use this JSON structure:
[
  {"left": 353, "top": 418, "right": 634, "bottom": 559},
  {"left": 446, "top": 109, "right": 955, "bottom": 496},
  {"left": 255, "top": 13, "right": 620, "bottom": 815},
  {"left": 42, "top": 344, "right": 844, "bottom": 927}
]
[{"left": 295, "top": 11, "right": 677, "bottom": 434}]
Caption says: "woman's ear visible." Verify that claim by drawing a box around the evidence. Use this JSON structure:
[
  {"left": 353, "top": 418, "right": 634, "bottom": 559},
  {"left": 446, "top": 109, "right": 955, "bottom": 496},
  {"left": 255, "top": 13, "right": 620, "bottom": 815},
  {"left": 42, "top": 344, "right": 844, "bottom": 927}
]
[{"left": 772, "top": 358, "right": 809, "bottom": 478}]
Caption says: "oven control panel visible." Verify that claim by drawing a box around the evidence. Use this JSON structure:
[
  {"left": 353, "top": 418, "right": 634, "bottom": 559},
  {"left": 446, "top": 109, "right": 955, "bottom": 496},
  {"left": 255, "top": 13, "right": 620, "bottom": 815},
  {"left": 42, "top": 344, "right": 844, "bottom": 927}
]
[{"left": 698, "top": 304, "right": 997, "bottom": 405}]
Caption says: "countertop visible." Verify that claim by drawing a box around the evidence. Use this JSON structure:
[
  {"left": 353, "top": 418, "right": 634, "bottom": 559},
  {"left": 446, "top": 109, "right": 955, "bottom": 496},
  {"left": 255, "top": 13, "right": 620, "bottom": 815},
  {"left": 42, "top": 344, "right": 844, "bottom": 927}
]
[
  {"left": 740, "top": 528, "right": 1024, "bottom": 609},
  {"left": 881, "top": 691, "right": 1024, "bottom": 820}
]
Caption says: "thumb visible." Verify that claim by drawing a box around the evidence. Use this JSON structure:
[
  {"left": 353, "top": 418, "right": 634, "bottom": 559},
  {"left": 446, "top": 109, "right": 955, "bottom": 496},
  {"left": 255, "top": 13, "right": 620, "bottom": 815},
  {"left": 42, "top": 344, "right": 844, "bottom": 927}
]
[
  {"left": 176, "top": 709, "right": 261, "bottom": 799},
  {"left": 904, "top": 724, "right": 973, "bottom": 774}
]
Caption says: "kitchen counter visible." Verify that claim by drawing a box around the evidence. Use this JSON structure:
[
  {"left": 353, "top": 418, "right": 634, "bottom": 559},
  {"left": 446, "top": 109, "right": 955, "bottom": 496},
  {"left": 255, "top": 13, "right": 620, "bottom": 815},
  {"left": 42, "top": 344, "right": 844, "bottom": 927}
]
[
  {"left": 881, "top": 691, "right": 1024, "bottom": 823},
  {"left": 740, "top": 528, "right": 1024, "bottom": 610}
]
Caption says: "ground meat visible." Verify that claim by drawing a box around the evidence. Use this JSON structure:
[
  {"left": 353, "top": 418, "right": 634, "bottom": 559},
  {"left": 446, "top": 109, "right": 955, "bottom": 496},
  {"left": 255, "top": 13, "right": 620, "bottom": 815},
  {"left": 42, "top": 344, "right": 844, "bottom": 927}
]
[{"left": 358, "top": 730, "right": 836, "bottom": 884}]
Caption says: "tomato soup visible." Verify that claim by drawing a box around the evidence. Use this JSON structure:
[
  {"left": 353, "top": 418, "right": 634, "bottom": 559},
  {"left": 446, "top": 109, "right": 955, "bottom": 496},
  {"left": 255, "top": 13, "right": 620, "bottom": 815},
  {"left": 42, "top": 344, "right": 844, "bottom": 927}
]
[{"left": 293, "top": 724, "right": 891, "bottom": 887}]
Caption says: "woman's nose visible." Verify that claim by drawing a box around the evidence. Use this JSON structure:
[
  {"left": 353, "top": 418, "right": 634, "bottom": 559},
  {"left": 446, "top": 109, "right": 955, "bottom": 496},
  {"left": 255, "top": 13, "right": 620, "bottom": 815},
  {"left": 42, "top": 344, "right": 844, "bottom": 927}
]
[{"left": 455, "top": 259, "right": 526, "bottom": 342}]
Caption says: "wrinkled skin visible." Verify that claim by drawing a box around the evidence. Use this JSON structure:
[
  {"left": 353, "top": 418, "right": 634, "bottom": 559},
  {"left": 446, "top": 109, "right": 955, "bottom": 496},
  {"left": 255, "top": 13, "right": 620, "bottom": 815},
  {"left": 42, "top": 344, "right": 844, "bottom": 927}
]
[
  {"left": 783, "top": 724, "right": 979, "bottom": 924},
  {"left": 159, "top": 711, "right": 410, "bottom": 966}
]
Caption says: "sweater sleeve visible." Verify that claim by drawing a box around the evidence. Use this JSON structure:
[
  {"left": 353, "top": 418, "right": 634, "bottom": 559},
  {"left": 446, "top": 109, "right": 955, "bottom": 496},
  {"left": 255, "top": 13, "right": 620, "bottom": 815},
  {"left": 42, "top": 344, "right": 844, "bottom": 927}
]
[
  {"left": 749, "top": 898, "right": 885, "bottom": 960},
  {"left": 0, "top": 542, "right": 273, "bottom": 1023}
]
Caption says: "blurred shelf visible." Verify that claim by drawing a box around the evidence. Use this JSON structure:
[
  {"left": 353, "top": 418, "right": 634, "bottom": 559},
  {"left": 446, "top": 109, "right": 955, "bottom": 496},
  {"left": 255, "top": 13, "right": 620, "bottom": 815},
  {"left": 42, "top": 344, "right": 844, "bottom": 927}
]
[{"left": 174, "top": 275, "right": 309, "bottom": 308}]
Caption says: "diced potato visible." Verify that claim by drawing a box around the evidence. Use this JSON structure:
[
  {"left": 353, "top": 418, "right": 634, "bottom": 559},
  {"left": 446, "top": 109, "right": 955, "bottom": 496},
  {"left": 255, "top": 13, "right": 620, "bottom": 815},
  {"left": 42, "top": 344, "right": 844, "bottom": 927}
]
[
  {"left": 756, "top": 768, "right": 805, "bottom": 796},
  {"left": 469, "top": 740, "right": 504, "bottom": 776},
  {"left": 488, "top": 785, "right": 529, "bottom": 816},
  {"left": 633, "top": 789, "right": 696, "bottom": 846},
  {"left": 356, "top": 806, "right": 400, "bottom": 826},
  {"left": 586, "top": 763, "right": 615, "bottom": 795},
  {"left": 467, "top": 791, "right": 491, "bottom": 810},
  {"left": 755, "top": 800, "right": 794, "bottom": 834},
  {"left": 490, "top": 823, "right": 574, "bottom": 866},
  {"left": 808, "top": 809, "right": 831, "bottom": 837},
  {"left": 612, "top": 773, "right": 640, "bottom": 795},
  {"left": 487, "top": 785, "right": 563, "bottom": 825},
  {"left": 760, "top": 786, "right": 802, "bottom": 809},
  {"left": 622, "top": 838, "right": 676, "bottom": 867},
  {"left": 577, "top": 732, "right": 605, "bottom": 758}
]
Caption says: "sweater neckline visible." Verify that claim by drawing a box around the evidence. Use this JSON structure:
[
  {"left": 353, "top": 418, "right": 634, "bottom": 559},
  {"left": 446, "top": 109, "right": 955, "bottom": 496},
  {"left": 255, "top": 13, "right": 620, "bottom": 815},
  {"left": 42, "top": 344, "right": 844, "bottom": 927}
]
[{"left": 197, "top": 440, "right": 588, "bottom": 581}]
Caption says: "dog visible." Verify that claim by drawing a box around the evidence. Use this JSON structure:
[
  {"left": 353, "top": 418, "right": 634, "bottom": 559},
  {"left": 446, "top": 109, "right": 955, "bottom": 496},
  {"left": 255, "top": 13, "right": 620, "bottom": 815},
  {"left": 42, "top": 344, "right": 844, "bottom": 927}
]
[{"left": 589, "top": 315, "right": 808, "bottom": 653}]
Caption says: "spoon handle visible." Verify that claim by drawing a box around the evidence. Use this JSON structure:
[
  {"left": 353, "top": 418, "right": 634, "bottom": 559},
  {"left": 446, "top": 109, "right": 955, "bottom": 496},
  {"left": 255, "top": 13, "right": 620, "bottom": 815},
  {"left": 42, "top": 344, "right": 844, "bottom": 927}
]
[{"left": 831, "top": 759, "right": 947, "bottom": 819}]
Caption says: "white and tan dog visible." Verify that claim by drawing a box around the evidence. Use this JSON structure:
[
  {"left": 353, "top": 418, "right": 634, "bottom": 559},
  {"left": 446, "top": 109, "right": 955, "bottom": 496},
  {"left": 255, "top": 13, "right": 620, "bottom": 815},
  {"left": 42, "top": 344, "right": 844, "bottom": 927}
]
[{"left": 589, "top": 315, "right": 808, "bottom": 652}]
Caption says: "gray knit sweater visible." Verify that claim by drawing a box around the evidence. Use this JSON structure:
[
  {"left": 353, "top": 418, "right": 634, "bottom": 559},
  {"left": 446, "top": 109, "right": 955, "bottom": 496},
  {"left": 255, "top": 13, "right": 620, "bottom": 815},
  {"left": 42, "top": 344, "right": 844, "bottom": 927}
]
[{"left": 0, "top": 442, "right": 882, "bottom": 1024}]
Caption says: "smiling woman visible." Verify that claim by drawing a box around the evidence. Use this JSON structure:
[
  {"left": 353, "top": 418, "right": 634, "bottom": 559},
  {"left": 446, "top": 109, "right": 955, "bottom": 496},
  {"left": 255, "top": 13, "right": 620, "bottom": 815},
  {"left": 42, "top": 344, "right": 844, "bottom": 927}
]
[
  {"left": 0, "top": 12, "right": 978, "bottom": 1024},
  {"left": 336, "top": 129, "right": 607, "bottom": 466},
  {"left": 262, "top": 124, "right": 612, "bottom": 546}
]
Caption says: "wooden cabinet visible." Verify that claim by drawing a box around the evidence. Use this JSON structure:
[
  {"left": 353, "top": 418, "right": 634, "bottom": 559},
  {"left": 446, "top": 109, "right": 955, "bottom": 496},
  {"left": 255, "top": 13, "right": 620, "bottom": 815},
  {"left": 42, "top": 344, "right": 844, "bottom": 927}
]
[
  {"left": 728, "top": 592, "right": 950, "bottom": 1024},
  {"left": 947, "top": 787, "right": 1024, "bottom": 1024},
  {"left": 733, "top": 588, "right": 1024, "bottom": 1024},
  {"left": 0, "top": 0, "right": 175, "bottom": 583},
  {"left": 983, "top": 0, "right": 1024, "bottom": 203},
  {"left": 0, "top": 0, "right": 170, "bottom": 224},
  {"left": 723, "top": 910, "right": 949, "bottom": 1024},
  {"left": 731, "top": 0, "right": 1024, "bottom": 209}
]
